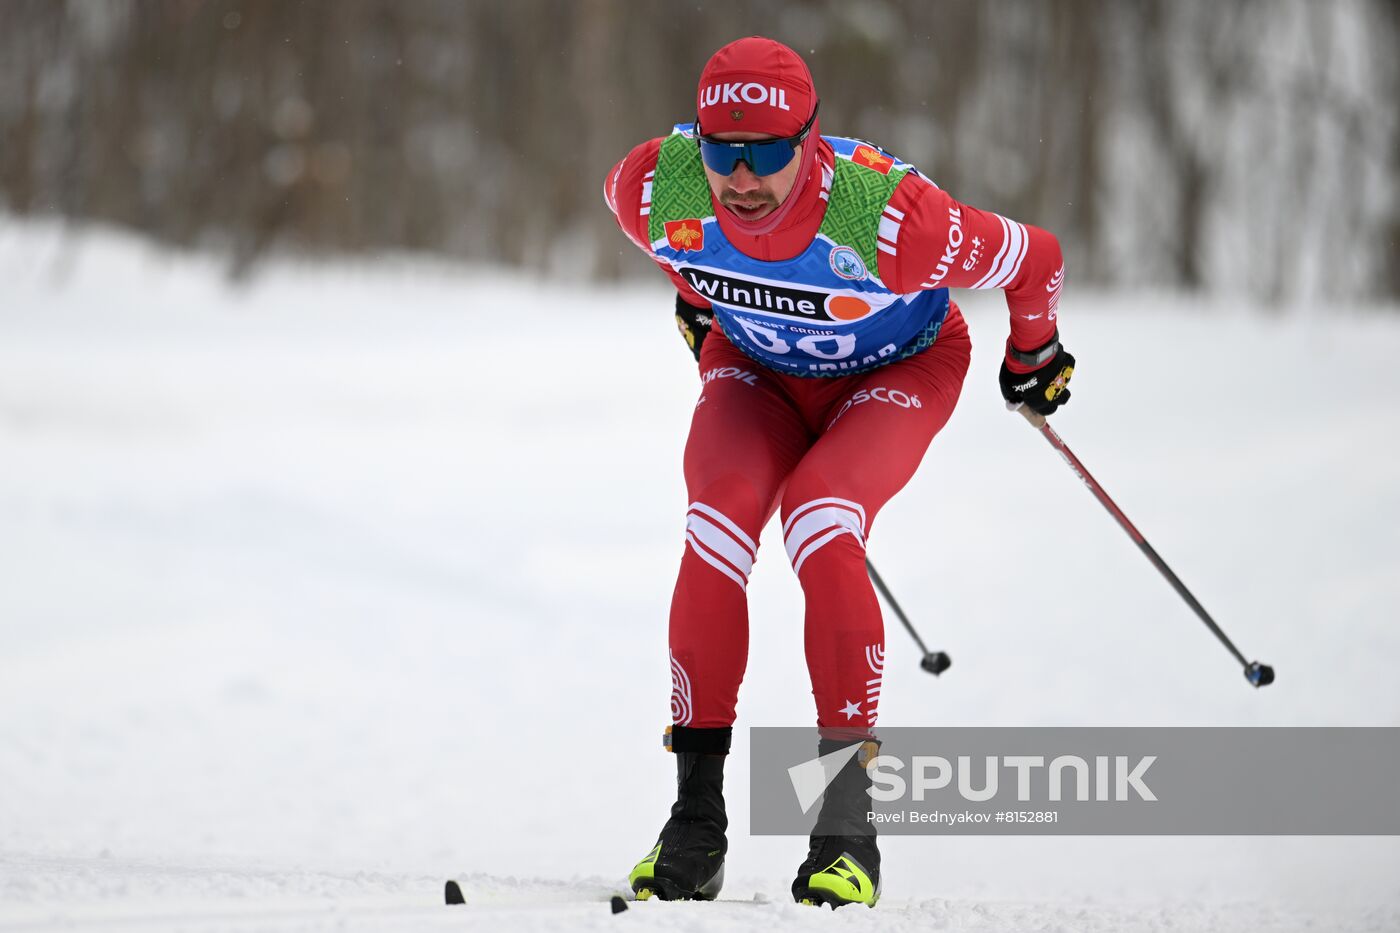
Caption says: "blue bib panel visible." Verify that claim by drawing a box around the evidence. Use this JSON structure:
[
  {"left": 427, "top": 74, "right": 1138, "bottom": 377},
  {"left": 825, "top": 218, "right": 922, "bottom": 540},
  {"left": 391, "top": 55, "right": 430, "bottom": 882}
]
[{"left": 649, "top": 126, "right": 949, "bottom": 377}]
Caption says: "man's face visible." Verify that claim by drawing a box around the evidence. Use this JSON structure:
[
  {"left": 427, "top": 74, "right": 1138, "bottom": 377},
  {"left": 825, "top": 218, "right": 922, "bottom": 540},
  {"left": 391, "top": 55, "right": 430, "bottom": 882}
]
[{"left": 702, "top": 132, "right": 803, "bottom": 223}]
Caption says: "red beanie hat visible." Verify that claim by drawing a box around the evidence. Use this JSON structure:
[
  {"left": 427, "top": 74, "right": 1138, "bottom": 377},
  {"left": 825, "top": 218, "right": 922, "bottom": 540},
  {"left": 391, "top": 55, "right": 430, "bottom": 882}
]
[{"left": 696, "top": 37, "right": 817, "bottom": 138}]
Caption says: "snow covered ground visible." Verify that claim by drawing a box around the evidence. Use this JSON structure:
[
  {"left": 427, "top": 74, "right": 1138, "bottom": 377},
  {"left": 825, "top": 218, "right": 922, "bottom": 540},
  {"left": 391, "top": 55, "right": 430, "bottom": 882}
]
[{"left": 2, "top": 221, "right": 1398, "bottom": 931}]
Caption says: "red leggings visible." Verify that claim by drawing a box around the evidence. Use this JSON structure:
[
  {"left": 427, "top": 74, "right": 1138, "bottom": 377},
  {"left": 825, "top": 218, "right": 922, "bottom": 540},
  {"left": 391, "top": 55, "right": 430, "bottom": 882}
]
[{"left": 668, "top": 304, "right": 972, "bottom": 736}]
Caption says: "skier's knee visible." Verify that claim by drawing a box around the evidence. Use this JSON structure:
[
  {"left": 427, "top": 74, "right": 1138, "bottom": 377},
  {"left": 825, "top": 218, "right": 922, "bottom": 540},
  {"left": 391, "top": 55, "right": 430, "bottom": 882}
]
[
  {"left": 686, "top": 474, "right": 770, "bottom": 541},
  {"left": 779, "top": 487, "right": 868, "bottom": 576},
  {"left": 683, "top": 493, "right": 761, "bottom": 589}
]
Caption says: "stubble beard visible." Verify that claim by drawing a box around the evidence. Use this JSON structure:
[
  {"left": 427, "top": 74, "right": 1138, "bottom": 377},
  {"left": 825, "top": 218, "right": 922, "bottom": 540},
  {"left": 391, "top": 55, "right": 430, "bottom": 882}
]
[{"left": 720, "top": 189, "right": 779, "bottom": 220}]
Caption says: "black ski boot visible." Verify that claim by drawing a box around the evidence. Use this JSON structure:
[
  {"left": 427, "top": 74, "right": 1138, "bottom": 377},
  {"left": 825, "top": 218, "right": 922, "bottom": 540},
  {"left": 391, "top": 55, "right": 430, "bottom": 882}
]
[
  {"left": 792, "top": 736, "right": 881, "bottom": 908},
  {"left": 628, "top": 725, "right": 730, "bottom": 901}
]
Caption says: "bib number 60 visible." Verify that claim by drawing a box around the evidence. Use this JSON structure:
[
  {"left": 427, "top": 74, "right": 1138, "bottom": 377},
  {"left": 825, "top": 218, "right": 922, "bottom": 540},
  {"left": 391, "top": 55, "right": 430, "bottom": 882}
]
[{"left": 733, "top": 318, "right": 856, "bottom": 361}]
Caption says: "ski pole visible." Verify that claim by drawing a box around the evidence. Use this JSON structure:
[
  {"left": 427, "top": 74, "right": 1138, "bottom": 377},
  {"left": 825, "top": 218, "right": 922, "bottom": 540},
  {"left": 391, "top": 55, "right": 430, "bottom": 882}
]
[
  {"left": 866, "top": 558, "right": 952, "bottom": 676},
  {"left": 1013, "top": 405, "right": 1275, "bottom": 687}
]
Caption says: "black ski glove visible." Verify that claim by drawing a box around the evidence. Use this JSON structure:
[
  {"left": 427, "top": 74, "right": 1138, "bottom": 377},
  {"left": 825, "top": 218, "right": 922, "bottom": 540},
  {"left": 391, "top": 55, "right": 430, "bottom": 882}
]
[
  {"left": 675, "top": 294, "right": 713, "bottom": 362},
  {"left": 999, "top": 331, "right": 1075, "bottom": 415}
]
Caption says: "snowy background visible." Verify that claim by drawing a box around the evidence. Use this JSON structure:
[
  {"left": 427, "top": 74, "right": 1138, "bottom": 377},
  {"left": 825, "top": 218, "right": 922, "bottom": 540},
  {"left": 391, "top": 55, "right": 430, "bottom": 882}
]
[
  {"left": 2, "top": 2, "right": 1396, "bottom": 928},
  {"left": 2, "top": 221, "right": 1398, "bottom": 930}
]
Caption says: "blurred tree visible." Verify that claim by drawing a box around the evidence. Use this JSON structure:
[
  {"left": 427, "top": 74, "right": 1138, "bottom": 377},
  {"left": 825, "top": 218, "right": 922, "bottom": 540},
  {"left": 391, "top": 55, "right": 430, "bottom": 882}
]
[{"left": 0, "top": 0, "right": 1394, "bottom": 303}]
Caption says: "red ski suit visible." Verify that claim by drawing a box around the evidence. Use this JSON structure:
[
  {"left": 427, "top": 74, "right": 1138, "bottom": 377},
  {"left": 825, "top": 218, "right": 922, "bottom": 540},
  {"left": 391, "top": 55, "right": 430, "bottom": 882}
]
[{"left": 606, "top": 135, "right": 1063, "bottom": 737}]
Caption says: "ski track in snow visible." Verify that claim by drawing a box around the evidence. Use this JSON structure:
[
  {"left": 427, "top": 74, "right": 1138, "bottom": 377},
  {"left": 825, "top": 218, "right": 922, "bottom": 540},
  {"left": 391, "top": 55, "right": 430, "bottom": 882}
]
[{"left": 2, "top": 222, "right": 1399, "bottom": 931}]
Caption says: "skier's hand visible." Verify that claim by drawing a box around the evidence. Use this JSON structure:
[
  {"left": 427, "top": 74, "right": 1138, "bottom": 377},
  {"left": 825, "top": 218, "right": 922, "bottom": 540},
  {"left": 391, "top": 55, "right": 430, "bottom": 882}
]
[
  {"left": 999, "top": 331, "right": 1074, "bottom": 416},
  {"left": 675, "top": 295, "right": 713, "bottom": 362}
]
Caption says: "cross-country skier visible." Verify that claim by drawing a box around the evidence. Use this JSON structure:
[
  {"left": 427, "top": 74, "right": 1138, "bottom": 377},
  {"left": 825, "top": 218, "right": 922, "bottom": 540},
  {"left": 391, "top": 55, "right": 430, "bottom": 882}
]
[{"left": 603, "top": 36, "right": 1073, "bottom": 908}]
